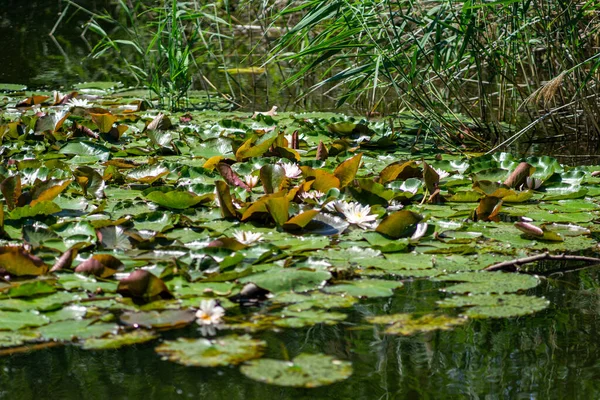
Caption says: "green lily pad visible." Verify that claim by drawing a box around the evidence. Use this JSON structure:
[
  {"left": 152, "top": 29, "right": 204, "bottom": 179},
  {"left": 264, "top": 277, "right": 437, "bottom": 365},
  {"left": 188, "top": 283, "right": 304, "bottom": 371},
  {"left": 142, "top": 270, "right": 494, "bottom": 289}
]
[
  {"left": 155, "top": 334, "right": 266, "bottom": 367},
  {"left": 120, "top": 309, "right": 196, "bottom": 330},
  {"left": 366, "top": 313, "right": 467, "bottom": 335},
  {"left": 82, "top": 330, "right": 158, "bottom": 350},
  {"left": 437, "top": 271, "right": 540, "bottom": 294},
  {"left": 438, "top": 294, "right": 549, "bottom": 318},
  {"left": 324, "top": 279, "right": 403, "bottom": 297},
  {"left": 273, "top": 309, "right": 347, "bottom": 328},
  {"left": 37, "top": 320, "right": 118, "bottom": 341},
  {"left": 240, "top": 269, "right": 331, "bottom": 293},
  {"left": 145, "top": 190, "right": 206, "bottom": 209},
  {"left": 0, "top": 311, "right": 49, "bottom": 330},
  {"left": 240, "top": 353, "right": 352, "bottom": 388}
]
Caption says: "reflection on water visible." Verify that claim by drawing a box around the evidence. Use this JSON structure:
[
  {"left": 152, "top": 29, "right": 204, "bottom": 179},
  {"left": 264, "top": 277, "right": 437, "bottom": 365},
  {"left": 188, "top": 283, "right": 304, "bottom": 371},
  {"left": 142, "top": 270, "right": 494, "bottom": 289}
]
[{"left": 1, "top": 276, "right": 600, "bottom": 399}]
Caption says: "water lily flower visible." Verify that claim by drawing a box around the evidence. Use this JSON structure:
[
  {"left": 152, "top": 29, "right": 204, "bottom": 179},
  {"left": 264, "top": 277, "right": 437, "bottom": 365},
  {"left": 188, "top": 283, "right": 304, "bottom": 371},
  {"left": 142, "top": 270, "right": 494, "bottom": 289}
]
[
  {"left": 196, "top": 299, "right": 225, "bottom": 326},
  {"left": 340, "top": 202, "right": 378, "bottom": 229},
  {"left": 66, "top": 98, "right": 92, "bottom": 108},
  {"left": 244, "top": 174, "right": 259, "bottom": 189},
  {"left": 525, "top": 176, "right": 543, "bottom": 190},
  {"left": 433, "top": 167, "right": 450, "bottom": 180},
  {"left": 279, "top": 162, "right": 302, "bottom": 179},
  {"left": 232, "top": 230, "right": 263, "bottom": 245},
  {"left": 300, "top": 190, "right": 325, "bottom": 201}
]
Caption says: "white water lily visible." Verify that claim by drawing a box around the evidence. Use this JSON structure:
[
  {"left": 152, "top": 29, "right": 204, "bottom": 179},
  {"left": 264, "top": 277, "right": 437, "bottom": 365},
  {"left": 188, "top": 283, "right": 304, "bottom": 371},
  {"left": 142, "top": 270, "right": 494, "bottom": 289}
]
[
  {"left": 195, "top": 299, "right": 225, "bottom": 326},
  {"left": 244, "top": 174, "right": 259, "bottom": 189},
  {"left": 232, "top": 230, "right": 263, "bottom": 245},
  {"left": 340, "top": 202, "right": 378, "bottom": 229},
  {"left": 525, "top": 176, "right": 543, "bottom": 190},
  {"left": 433, "top": 167, "right": 450, "bottom": 180},
  {"left": 280, "top": 162, "right": 302, "bottom": 179},
  {"left": 66, "top": 98, "right": 92, "bottom": 108},
  {"left": 299, "top": 190, "right": 325, "bottom": 201}
]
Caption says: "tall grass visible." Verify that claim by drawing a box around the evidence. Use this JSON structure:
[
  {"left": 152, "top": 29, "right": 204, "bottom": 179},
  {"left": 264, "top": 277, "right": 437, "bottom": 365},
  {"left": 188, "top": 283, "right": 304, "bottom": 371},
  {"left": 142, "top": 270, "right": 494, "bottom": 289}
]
[
  {"left": 271, "top": 0, "right": 600, "bottom": 149},
  {"left": 61, "top": 0, "right": 230, "bottom": 110}
]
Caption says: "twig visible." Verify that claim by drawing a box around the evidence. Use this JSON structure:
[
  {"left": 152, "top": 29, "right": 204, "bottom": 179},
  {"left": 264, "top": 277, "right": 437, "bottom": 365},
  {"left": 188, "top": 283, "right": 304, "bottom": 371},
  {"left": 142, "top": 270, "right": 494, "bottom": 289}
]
[{"left": 485, "top": 252, "right": 600, "bottom": 272}]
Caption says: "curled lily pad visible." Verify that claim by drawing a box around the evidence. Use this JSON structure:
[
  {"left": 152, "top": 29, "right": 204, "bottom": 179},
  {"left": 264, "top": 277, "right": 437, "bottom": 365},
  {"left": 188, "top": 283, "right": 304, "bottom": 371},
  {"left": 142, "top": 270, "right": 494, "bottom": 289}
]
[
  {"left": 74, "top": 254, "right": 123, "bottom": 278},
  {"left": 0, "top": 247, "right": 48, "bottom": 276},
  {"left": 438, "top": 294, "right": 549, "bottom": 318},
  {"left": 155, "top": 334, "right": 265, "bottom": 367},
  {"left": 117, "top": 270, "right": 173, "bottom": 301},
  {"left": 82, "top": 330, "right": 158, "bottom": 350},
  {"left": 366, "top": 313, "right": 467, "bottom": 335},
  {"left": 240, "top": 353, "right": 352, "bottom": 388}
]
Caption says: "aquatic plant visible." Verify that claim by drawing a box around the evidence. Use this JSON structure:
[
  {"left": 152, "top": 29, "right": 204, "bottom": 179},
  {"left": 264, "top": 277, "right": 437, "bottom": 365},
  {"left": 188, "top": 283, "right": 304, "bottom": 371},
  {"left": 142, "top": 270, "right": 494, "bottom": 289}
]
[{"left": 271, "top": 0, "right": 600, "bottom": 147}]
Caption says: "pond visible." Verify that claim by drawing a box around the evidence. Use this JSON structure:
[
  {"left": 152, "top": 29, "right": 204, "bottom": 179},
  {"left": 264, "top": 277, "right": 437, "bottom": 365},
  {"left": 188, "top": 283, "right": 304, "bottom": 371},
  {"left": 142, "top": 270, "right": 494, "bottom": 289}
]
[{"left": 2, "top": 2, "right": 600, "bottom": 400}]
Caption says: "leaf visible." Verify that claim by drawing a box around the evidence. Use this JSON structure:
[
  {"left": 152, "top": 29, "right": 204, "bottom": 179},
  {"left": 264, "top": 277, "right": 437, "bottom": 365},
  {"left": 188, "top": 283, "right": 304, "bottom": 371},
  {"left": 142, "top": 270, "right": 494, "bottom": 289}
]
[
  {"left": 156, "top": 335, "right": 266, "bottom": 367},
  {"left": 120, "top": 309, "right": 196, "bottom": 330},
  {"left": 215, "top": 181, "right": 238, "bottom": 219},
  {"left": 283, "top": 210, "right": 320, "bottom": 231},
  {"left": 240, "top": 269, "right": 331, "bottom": 293},
  {"left": 0, "top": 247, "right": 48, "bottom": 276},
  {"left": 366, "top": 313, "right": 467, "bottom": 335},
  {"left": 91, "top": 113, "right": 118, "bottom": 133},
  {"left": 235, "top": 135, "right": 277, "bottom": 161},
  {"left": 260, "top": 164, "right": 286, "bottom": 194},
  {"left": 266, "top": 196, "right": 289, "bottom": 226},
  {"left": 0, "top": 175, "right": 21, "bottom": 210},
  {"left": 73, "top": 166, "right": 106, "bottom": 199},
  {"left": 146, "top": 190, "right": 205, "bottom": 210},
  {"left": 38, "top": 320, "right": 118, "bottom": 341},
  {"left": 82, "top": 330, "right": 158, "bottom": 350},
  {"left": 437, "top": 271, "right": 540, "bottom": 294},
  {"left": 422, "top": 161, "right": 439, "bottom": 193},
  {"left": 324, "top": 279, "right": 403, "bottom": 298},
  {"left": 376, "top": 210, "right": 422, "bottom": 239},
  {"left": 217, "top": 162, "right": 250, "bottom": 191},
  {"left": 475, "top": 196, "right": 503, "bottom": 221},
  {"left": 74, "top": 254, "right": 123, "bottom": 278},
  {"left": 241, "top": 353, "right": 352, "bottom": 388},
  {"left": 116, "top": 270, "right": 173, "bottom": 301},
  {"left": 127, "top": 165, "right": 170, "bottom": 184},
  {"left": 334, "top": 153, "right": 362, "bottom": 188},
  {"left": 438, "top": 294, "right": 549, "bottom": 318},
  {"left": 0, "top": 311, "right": 49, "bottom": 330},
  {"left": 30, "top": 179, "right": 72, "bottom": 207},
  {"left": 378, "top": 160, "right": 421, "bottom": 184}
]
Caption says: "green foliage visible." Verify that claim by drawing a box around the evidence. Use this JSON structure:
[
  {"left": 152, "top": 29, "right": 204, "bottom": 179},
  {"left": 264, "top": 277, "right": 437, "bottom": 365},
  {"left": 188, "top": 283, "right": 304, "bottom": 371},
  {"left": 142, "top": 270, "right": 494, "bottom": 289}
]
[
  {"left": 272, "top": 0, "right": 600, "bottom": 145},
  {"left": 65, "top": 0, "right": 230, "bottom": 110}
]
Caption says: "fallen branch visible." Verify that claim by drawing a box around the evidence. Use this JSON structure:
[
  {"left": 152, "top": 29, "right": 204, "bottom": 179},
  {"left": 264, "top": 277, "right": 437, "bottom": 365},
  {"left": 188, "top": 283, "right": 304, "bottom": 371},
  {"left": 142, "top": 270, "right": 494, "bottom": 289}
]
[{"left": 484, "top": 252, "right": 600, "bottom": 273}]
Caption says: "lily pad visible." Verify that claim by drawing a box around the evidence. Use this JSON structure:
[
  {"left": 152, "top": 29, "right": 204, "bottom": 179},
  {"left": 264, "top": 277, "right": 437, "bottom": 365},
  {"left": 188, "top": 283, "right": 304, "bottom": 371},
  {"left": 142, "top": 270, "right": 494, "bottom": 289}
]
[
  {"left": 155, "top": 334, "right": 265, "bottom": 367},
  {"left": 82, "top": 330, "right": 158, "bottom": 350},
  {"left": 324, "top": 279, "right": 403, "bottom": 298},
  {"left": 438, "top": 294, "right": 549, "bottom": 318},
  {"left": 366, "top": 313, "right": 467, "bottom": 335},
  {"left": 437, "top": 271, "right": 540, "bottom": 294},
  {"left": 240, "top": 353, "right": 352, "bottom": 388}
]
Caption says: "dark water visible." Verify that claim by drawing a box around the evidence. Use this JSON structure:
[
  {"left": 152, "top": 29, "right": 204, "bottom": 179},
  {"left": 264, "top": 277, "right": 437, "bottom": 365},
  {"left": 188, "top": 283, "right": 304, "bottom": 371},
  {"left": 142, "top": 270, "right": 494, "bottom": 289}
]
[{"left": 1, "top": 274, "right": 600, "bottom": 399}]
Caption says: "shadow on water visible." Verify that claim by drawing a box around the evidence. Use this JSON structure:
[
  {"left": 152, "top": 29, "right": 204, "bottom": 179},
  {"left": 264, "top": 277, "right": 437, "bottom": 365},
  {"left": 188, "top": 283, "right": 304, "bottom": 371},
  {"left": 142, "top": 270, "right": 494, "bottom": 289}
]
[{"left": 1, "top": 276, "right": 600, "bottom": 399}]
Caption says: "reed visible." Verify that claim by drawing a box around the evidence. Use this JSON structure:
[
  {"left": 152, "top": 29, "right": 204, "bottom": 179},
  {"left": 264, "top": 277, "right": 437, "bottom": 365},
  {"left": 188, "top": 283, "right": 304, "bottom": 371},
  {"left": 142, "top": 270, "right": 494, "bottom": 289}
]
[{"left": 271, "top": 0, "right": 600, "bottom": 148}]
